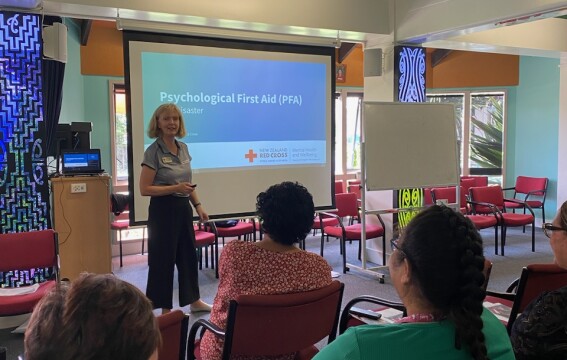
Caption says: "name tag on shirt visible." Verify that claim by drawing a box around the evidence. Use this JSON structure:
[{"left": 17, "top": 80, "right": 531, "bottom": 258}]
[{"left": 162, "top": 156, "right": 173, "bottom": 164}]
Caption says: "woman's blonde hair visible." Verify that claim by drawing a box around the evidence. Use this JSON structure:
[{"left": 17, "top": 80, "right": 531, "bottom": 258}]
[{"left": 147, "top": 103, "right": 187, "bottom": 138}]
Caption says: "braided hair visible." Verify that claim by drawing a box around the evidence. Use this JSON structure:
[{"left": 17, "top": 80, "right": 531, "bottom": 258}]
[{"left": 400, "top": 205, "right": 488, "bottom": 360}]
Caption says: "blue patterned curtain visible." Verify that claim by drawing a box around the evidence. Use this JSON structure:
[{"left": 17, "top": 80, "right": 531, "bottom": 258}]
[{"left": 0, "top": 11, "right": 51, "bottom": 286}]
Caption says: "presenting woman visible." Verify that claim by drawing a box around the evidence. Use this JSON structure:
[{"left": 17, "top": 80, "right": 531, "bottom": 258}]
[{"left": 140, "top": 103, "right": 211, "bottom": 314}]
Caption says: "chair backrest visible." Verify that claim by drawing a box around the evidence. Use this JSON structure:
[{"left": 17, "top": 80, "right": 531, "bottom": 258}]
[
  {"left": 335, "top": 193, "right": 359, "bottom": 218},
  {"left": 110, "top": 193, "right": 129, "bottom": 215},
  {"left": 347, "top": 180, "right": 361, "bottom": 200},
  {"left": 422, "top": 187, "right": 434, "bottom": 206},
  {"left": 469, "top": 185, "right": 505, "bottom": 210},
  {"left": 508, "top": 263, "right": 567, "bottom": 331},
  {"left": 223, "top": 281, "right": 344, "bottom": 359},
  {"left": 0, "top": 230, "right": 59, "bottom": 274},
  {"left": 334, "top": 180, "right": 345, "bottom": 194},
  {"left": 461, "top": 176, "right": 489, "bottom": 187},
  {"left": 157, "top": 310, "right": 189, "bottom": 360},
  {"left": 514, "top": 176, "right": 548, "bottom": 197},
  {"left": 431, "top": 187, "right": 457, "bottom": 204}
]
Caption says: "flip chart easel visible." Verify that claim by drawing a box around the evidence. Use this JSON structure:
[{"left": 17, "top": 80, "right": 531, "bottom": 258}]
[{"left": 355, "top": 102, "right": 459, "bottom": 281}]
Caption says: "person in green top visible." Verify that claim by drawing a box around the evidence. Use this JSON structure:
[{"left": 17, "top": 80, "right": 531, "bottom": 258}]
[{"left": 315, "top": 205, "right": 515, "bottom": 360}]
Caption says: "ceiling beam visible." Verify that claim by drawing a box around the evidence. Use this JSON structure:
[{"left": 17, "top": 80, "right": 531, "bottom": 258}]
[
  {"left": 337, "top": 42, "right": 357, "bottom": 63},
  {"left": 431, "top": 49, "right": 452, "bottom": 67},
  {"left": 80, "top": 19, "right": 92, "bottom": 46}
]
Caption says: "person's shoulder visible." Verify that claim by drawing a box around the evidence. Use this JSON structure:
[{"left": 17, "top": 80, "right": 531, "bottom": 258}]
[{"left": 224, "top": 240, "right": 251, "bottom": 253}]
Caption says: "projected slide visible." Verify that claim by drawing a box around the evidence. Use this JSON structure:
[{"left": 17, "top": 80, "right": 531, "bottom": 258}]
[
  {"left": 125, "top": 33, "right": 334, "bottom": 221},
  {"left": 140, "top": 52, "right": 326, "bottom": 170}
]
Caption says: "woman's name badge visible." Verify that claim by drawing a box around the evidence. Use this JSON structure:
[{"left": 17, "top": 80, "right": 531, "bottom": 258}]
[{"left": 162, "top": 156, "right": 173, "bottom": 164}]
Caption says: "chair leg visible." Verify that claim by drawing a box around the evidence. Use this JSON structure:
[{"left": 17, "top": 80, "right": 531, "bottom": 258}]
[
  {"left": 382, "top": 234, "right": 386, "bottom": 266},
  {"left": 342, "top": 237, "right": 348, "bottom": 274},
  {"left": 320, "top": 232, "right": 325, "bottom": 257},
  {"left": 531, "top": 221, "right": 535, "bottom": 252},
  {"left": 501, "top": 225, "right": 506, "bottom": 256},
  {"left": 494, "top": 225, "right": 499, "bottom": 255},
  {"left": 197, "top": 248, "right": 203, "bottom": 270},
  {"left": 204, "top": 246, "right": 209, "bottom": 268},
  {"left": 358, "top": 240, "right": 361, "bottom": 260},
  {"left": 119, "top": 230, "right": 123, "bottom": 268},
  {"left": 542, "top": 207, "right": 546, "bottom": 224}
]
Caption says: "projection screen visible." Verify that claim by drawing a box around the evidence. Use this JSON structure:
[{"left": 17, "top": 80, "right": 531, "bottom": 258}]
[{"left": 123, "top": 32, "right": 335, "bottom": 224}]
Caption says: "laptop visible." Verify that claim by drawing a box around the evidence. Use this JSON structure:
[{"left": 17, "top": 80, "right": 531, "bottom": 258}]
[{"left": 61, "top": 149, "right": 104, "bottom": 175}]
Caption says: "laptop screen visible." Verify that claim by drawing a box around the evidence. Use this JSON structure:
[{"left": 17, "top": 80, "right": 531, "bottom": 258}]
[{"left": 61, "top": 149, "right": 103, "bottom": 175}]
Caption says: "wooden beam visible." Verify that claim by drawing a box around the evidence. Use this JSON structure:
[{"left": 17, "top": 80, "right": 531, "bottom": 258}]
[
  {"left": 337, "top": 42, "right": 357, "bottom": 64},
  {"left": 431, "top": 49, "right": 452, "bottom": 67},
  {"left": 80, "top": 19, "right": 92, "bottom": 46}
]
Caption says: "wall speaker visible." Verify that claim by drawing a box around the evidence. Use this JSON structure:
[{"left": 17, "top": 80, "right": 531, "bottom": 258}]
[
  {"left": 43, "top": 22, "right": 68, "bottom": 63},
  {"left": 364, "top": 48, "right": 383, "bottom": 77}
]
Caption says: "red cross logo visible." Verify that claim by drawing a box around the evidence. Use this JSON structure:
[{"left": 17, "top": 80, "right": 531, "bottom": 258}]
[{"left": 245, "top": 149, "right": 257, "bottom": 163}]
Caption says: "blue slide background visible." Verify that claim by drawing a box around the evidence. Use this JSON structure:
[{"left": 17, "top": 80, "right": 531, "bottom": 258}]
[{"left": 141, "top": 53, "right": 327, "bottom": 146}]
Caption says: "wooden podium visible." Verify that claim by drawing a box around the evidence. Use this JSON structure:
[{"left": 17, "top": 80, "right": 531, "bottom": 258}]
[{"left": 51, "top": 175, "right": 112, "bottom": 280}]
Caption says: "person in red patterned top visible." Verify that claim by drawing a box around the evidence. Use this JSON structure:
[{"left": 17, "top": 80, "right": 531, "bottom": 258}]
[{"left": 200, "top": 181, "right": 333, "bottom": 360}]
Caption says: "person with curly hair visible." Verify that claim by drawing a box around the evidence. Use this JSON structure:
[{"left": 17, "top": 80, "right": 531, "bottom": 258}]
[
  {"left": 199, "top": 181, "right": 333, "bottom": 360},
  {"left": 510, "top": 200, "right": 567, "bottom": 360},
  {"left": 314, "top": 205, "right": 515, "bottom": 360},
  {"left": 24, "top": 273, "right": 160, "bottom": 360}
]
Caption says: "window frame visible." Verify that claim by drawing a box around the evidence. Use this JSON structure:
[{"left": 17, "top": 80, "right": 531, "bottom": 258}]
[
  {"left": 426, "top": 89, "right": 508, "bottom": 184},
  {"left": 108, "top": 80, "right": 128, "bottom": 189}
]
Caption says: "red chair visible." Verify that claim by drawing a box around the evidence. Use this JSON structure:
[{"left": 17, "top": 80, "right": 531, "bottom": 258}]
[
  {"left": 335, "top": 180, "right": 345, "bottom": 194},
  {"left": 485, "top": 263, "right": 567, "bottom": 334},
  {"left": 196, "top": 222, "right": 219, "bottom": 279},
  {"left": 431, "top": 187, "right": 499, "bottom": 254},
  {"left": 187, "top": 281, "right": 344, "bottom": 360},
  {"left": 347, "top": 179, "right": 362, "bottom": 200},
  {"left": 0, "top": 230, "right": 59, "bottom": 316},
  {"left": 320, "top": 193, "right": 386, "bottom": 273},
  {"left": 503, "top": 176, "right": 548, "bottom": 223},
  {"left": 110, "top": 193, "right": 146, "bottom": 268},
  {"left": 215, "top": 219, "right": 256, "bottom": 246},
  {"left": 469, "top": 185, "right": 535, "bottom": 255},
  {"left": 460, "top": 175, "right": 489, "bottom": 187},
  {"left": 339, "top": 259, "right": 493, "bottom": 334},
  {"left": 157, "top": 309, "right": 189, "bottom": 360},
  {"left": 310, "top": 215, "right": 339, "bottom": 246}
]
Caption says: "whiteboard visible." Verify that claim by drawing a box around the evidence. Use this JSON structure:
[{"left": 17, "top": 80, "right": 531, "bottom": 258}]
[{"left": 363, "top": 102, "right": 459, "bottom": 191}]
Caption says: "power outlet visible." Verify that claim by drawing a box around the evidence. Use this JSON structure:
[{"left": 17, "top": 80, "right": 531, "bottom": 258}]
[{"left": 70, "top": 183, "right": 87, "bottom": 193}]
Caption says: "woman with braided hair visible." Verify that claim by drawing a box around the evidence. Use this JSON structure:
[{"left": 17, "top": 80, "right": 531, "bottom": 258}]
[{"left": 314, "top": 205, "right": 514, "bottom": 360}]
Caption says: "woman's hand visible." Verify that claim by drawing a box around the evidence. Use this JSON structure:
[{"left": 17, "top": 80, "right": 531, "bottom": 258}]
[
  {"left": 196, "top": 206, "right": 209, "bottom": 222},
  {"left": 176, "top": 182, "right": 196, "bottom": 195}
]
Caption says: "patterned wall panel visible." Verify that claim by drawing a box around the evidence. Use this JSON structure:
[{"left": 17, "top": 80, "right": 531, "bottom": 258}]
[
  {"left": 393, "top": 46, "right": 426, "bottom": 230},
  {"left": 0, "top": 12, "right": 50, "bottom": 287}
]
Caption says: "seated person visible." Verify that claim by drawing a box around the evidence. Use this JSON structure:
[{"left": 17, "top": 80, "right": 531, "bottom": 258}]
[
  {"left": 314, "top": 205, "right": 515, "bottom": 360},
  {"left": 24, "top": 273, "right": 160, "bottom": 360},
  {"left": 510, "top": 200, "right": 567, "bottom": 360},
  {"left": 200, "top": 181, "right": 333, "bottom": 360}
]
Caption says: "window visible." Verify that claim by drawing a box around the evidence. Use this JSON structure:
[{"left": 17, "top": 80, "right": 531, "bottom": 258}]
[
  {"left": 335, "top": 90, "right": 362, "bottom": 174},
  {"left": 110, "top": 82, "right": 128, "bottom": 186},
  {"left": 427, "top": 91, "right": 505, "bottom": 184}
]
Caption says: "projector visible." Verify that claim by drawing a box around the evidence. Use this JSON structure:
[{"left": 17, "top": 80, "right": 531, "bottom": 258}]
[{"left": 0, "top": 0, "right": 42, "bottom": 9}]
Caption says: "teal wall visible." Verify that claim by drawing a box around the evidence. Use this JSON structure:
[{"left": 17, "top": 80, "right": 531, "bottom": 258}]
[
  {"left": 429, "top": 56, "right": 559, "bottom": 222},
  {"left": 60, "top": 19, "right": 85, "bottom": 124},
  {"left": 59, "top": 21, "right": 122, "bottom": 180},
  {"left": 507, "top": 56, "right": 559, "bottom": 221}
]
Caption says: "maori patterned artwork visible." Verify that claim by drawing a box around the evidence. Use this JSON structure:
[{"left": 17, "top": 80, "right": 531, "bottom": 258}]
[
  {"left": 396, "top": 46, "right": 425, "bottom": 103},
  {"left": 396, "top": 188, "right": 423, "bottom": 230},
  {"left": 0, "top": 12, "right": 50, "bottom": 287},
  {"left": 394, "top": 45, "right": 426, "bottom": 229}
]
